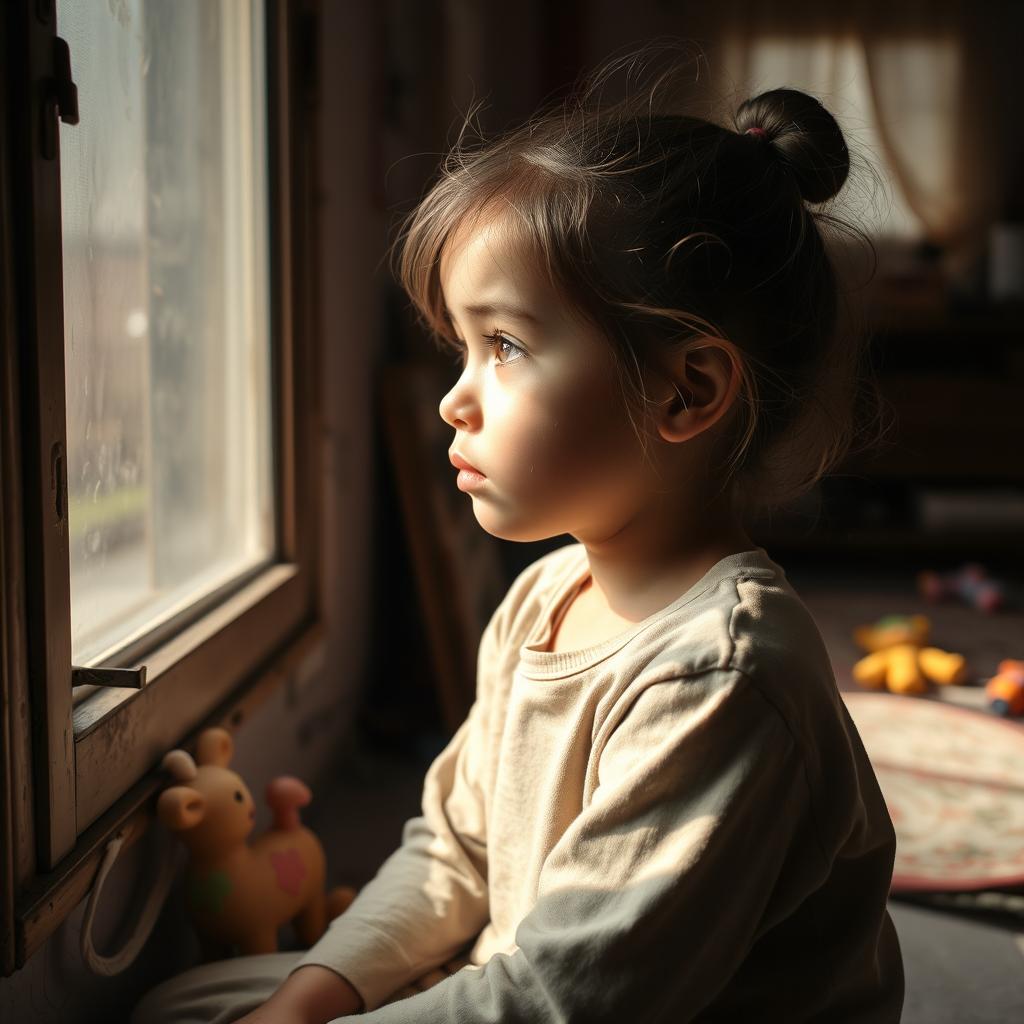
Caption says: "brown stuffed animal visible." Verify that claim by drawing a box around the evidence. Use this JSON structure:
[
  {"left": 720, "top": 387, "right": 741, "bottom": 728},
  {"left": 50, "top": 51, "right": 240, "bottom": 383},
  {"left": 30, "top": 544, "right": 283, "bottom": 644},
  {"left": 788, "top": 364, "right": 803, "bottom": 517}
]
[{"left": 158, "top": 727, "right": 355, "bottom": 958}]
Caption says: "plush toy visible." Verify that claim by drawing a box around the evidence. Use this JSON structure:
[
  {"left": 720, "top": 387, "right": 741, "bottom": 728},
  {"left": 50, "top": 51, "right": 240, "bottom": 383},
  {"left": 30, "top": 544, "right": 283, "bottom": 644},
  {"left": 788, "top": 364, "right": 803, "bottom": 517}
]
[
  {"left": 985, "top": 660, "right": 1024, "bottom": 717},
  {"left": 917, "top": 563, "right": 1006, "bottom": 613},
  {"left": 851, "top": 614, "right": 968, "bottom": 696},
  {"left": 159, "top": 727, "right": 356, "bottom": 958}
]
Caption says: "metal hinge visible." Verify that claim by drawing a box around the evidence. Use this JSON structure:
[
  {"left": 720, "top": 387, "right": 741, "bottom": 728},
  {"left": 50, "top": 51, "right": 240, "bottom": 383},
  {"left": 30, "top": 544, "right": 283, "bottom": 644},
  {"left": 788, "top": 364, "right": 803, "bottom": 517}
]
[
  {"left": 71, "top": 665, "right": 147, "bottom": 689},
  {"left": 41, "top": 35, "right": 78, "bottom": 160}
]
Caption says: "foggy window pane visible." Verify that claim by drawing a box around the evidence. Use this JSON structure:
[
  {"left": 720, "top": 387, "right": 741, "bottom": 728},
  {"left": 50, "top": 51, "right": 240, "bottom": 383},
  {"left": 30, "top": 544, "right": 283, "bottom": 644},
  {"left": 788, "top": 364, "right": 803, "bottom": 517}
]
[{"left": 58, "top": 0, "right": 274, "bottom": 668}]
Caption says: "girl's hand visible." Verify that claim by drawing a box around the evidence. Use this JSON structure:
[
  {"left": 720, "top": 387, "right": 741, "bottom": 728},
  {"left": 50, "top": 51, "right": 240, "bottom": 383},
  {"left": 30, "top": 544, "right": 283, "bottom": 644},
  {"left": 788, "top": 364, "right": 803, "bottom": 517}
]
[{"left": 232, "top": 965, "right": 364, "bottom": 1024}]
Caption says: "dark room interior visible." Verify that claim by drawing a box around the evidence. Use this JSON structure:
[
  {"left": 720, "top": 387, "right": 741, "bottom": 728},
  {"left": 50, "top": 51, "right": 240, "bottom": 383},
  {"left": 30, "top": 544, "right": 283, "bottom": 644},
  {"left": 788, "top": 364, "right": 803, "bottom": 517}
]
[{"left": 2, "top": 1, "right": 1023, "bottom": 1021}]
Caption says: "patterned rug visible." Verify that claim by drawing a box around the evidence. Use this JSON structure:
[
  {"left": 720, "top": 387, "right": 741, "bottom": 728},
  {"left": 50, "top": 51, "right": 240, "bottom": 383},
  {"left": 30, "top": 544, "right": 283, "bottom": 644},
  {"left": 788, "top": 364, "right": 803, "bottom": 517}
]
[{"left": 842, "top": 692, "right": 1024, "bottom": 893}]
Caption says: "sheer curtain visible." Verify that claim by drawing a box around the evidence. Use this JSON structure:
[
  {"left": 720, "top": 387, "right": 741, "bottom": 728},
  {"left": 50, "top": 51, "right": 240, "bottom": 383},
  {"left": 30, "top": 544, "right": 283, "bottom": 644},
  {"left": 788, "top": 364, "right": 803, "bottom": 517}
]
[{"left": 703, "top": 0, "right": 1019, "bottom": 279}]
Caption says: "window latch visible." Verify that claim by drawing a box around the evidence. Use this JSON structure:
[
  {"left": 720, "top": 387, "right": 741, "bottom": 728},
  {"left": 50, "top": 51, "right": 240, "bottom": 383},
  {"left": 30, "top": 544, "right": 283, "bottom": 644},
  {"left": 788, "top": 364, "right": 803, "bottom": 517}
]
[
  {"left": 41, "top": 35, "right": 78, "bottom": 160},
  {"left": 72, "top": 665, "right": 147, "bottom": 690}
]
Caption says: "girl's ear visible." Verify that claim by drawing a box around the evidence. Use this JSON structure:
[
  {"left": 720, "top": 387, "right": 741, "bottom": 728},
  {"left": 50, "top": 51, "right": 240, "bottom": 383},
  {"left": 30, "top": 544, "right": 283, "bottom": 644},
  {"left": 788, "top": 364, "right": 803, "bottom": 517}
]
[{"left": 649, "top": 338, "right": 743, "bottom": 444}]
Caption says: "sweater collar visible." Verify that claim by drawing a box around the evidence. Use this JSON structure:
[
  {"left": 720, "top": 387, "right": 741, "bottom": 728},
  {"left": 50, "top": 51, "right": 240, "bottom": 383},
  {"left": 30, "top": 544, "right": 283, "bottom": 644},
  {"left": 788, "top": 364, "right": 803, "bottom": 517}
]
[{"left": 517, "top": 543, "right": 781, "bottom": 679}]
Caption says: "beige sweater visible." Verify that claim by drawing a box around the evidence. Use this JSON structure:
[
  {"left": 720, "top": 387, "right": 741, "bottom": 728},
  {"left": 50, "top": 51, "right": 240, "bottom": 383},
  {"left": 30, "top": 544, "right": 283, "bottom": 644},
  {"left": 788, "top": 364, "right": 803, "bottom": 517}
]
[{"left": 295, "top": 543, "right": 905, "bottom": 1022}]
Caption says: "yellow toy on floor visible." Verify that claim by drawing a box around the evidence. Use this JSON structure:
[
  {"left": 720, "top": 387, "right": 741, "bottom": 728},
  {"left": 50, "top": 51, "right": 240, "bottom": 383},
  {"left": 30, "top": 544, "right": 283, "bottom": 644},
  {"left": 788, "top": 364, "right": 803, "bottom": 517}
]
[
  {"left": 852, "top": 614, "right": 968, "bottom": 696},
  {"left": 159, "top": 727, "right": 356, "bottom": 958}
]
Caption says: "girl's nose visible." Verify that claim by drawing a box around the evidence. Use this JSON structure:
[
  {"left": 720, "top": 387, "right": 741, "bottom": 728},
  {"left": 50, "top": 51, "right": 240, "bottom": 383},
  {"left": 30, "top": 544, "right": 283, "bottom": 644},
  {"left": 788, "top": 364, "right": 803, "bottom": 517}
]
[{"left": 438, "top": 377, "right": 480, "bottom": 430}]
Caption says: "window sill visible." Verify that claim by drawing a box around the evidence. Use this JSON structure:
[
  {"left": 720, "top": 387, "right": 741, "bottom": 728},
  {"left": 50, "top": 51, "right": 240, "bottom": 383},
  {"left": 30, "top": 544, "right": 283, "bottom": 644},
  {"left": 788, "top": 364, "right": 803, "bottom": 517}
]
[
  {"left": 73, "top": 562, "right": 300, "bottom": 740},
  {"left": 11, "top": 618, "right": 326, "bottom": 972}
]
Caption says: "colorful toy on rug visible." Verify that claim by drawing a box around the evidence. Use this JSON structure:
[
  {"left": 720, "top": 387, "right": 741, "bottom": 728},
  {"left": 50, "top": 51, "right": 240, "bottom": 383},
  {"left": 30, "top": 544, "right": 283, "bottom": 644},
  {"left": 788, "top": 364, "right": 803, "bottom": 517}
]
[
  {"left": 159, "top": 727, "right": 356, "bottom": 958},
  {"left": 917, "top": 563, "right": 1007, "bottom": 613},
  {"left": 985, "top": 660, "right": 1024, "bottom": 718},
  {"left": 852, "top": 614, "right": 969, "bottom": 696}
]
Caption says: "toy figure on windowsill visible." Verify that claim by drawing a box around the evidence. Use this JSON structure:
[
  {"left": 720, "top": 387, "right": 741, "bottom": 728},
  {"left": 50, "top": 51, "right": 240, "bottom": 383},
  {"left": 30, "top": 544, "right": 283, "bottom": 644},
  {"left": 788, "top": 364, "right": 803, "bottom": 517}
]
[{"left": 159, "top": 727, "right": 356, "bottom": 960}]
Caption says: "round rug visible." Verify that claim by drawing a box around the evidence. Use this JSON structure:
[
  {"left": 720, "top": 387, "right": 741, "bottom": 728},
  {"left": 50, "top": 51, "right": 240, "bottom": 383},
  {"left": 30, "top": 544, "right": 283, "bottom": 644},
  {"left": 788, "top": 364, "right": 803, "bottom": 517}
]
[{"left": 842, "top": 691, "right": 1024, "bottom": 892}]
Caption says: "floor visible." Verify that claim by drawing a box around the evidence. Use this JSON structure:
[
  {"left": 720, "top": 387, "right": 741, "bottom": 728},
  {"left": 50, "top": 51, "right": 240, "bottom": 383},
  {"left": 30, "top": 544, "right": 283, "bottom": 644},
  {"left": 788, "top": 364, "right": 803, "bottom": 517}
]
[
  {"left": 304, "top": 564, "right": 1024, "bottom": 1022},
  {"left": 794, "top": 565, "right": 1024, "bottom": 1019}
]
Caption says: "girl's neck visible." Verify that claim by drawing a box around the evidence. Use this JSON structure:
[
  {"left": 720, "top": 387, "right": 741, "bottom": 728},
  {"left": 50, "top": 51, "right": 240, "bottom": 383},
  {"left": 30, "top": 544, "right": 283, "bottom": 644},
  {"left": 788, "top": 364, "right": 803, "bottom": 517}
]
[{"left": 571, "top": 488, "right": 755, "bottom": 625}]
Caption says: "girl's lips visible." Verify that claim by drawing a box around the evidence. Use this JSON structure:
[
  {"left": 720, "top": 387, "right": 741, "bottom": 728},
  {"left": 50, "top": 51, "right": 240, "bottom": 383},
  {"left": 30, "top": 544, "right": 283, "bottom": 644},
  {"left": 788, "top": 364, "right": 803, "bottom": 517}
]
[
  {"left": 449, "top": 451, "right": 485, "bottom": 476},
  {"left": 456, "top": 468, "right": 487, "bottom": 492}
]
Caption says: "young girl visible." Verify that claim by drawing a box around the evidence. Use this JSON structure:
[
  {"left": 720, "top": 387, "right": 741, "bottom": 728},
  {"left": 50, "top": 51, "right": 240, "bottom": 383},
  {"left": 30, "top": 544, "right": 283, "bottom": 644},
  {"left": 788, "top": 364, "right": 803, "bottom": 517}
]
[{"left": 134, "top": 42, "right": 904, "bottom": 1024}]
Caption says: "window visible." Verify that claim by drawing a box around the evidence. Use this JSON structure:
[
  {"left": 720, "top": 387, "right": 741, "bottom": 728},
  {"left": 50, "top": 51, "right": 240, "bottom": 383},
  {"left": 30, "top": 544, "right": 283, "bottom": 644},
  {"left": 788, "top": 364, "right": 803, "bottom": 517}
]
[
  {"left": 1, "top": 0, "right": 322, "bottom": 972},
  {"left": 60, "top": 0, "right": 275, "bottom": 670}
]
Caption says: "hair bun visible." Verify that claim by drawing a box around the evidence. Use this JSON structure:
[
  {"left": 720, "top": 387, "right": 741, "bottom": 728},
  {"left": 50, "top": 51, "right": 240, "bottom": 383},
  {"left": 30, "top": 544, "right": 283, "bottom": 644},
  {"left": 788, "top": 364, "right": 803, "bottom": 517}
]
[{"left": 735, "top": 88, "right": 849, "bottom": 204}]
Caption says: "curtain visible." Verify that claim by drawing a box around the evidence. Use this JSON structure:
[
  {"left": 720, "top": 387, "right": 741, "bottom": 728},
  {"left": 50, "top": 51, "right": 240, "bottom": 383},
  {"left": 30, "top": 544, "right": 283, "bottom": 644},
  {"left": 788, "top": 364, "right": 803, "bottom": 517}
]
[{"left": 699, "top": 0, "right": 1021, "bottom": 278}]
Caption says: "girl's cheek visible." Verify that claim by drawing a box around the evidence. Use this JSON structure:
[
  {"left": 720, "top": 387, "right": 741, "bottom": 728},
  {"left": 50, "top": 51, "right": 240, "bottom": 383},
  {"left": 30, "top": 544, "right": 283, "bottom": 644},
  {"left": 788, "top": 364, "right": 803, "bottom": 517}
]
[
  {"left": 540, "top": 412, "right": 612, "bottom": 483},
  {"left": 498, "top": 357, "right": 620, "bottom": 458}
]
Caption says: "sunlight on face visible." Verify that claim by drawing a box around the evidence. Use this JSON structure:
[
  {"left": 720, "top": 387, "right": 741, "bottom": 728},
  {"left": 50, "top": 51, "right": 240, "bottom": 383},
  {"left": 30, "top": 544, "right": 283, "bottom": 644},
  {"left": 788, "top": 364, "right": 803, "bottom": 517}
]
[{"left": 437, "top": 212, "right": 653, "bottom": 543}]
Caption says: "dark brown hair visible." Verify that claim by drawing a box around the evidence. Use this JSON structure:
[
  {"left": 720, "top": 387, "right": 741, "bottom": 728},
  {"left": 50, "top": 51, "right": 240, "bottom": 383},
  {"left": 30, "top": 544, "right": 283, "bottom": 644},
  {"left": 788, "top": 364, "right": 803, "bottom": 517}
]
[{"left": 388, "top": 40, "right": 880, "bottom": 513}]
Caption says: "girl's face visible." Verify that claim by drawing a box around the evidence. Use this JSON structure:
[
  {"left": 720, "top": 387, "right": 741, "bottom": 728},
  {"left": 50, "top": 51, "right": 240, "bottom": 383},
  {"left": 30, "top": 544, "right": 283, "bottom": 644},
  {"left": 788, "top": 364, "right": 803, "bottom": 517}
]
[{"left": 438, "top": 214, "right": 656, "bottom": 544}]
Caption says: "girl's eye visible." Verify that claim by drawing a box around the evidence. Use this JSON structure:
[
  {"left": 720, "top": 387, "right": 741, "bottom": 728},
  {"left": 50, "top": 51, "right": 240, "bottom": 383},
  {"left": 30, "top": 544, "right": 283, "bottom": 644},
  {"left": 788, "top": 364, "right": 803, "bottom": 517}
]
[
  {"left": 482, "top": 328, "right": 524, "bottom": 365},
  {"left": 448, "top": 329, "right": 524, "bottom": 368}
]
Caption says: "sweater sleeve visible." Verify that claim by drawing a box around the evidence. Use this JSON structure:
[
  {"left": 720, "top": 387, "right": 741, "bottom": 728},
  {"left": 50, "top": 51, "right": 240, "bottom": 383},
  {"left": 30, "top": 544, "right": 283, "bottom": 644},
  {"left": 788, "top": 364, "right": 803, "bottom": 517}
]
[
  {"left": 345, "top": 668, "right": 819, "bottom": 1023},
  {"left": 290, "top": 614, "right": 499, "bottom": 1011}
]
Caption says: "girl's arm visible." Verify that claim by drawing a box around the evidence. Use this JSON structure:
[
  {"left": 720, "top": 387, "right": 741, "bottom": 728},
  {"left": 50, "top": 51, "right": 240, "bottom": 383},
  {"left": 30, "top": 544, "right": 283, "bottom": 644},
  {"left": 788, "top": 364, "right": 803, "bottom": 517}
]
[
  {"left": 232, "top": 965, "right": 363, "bottom": 1024},
  {"left": 325, "top": 668, "right": 887, "bottom": 1023},
  {"left": 277, "top": 600, "right": 504, "bottom": 1014}
]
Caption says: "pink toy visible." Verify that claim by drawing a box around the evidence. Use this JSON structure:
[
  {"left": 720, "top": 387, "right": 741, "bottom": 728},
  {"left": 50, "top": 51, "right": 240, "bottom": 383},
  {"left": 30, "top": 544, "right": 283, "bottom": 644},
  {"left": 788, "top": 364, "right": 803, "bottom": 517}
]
[
  {"left": 917, "top": 563, "right": 1006, "bottom": 613},
  {"left": 159, "top": 727, "right": 355, "bottom": 958}
]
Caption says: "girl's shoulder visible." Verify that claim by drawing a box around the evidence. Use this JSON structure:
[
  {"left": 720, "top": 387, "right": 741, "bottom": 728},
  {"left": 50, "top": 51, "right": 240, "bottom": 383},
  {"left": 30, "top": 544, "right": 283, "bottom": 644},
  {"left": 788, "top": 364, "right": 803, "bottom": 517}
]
[
  {"left": 514, "top": 541, "right": 586, "bottom": 592},
  {"left": 637, "top": 561, "right": 877, "bottom": 847},
  {"left": 482, "top": 541, "right": 586, "bottom": 649},
  {"left": 640, "top": 554, "right": 839, "bottom": 737}
]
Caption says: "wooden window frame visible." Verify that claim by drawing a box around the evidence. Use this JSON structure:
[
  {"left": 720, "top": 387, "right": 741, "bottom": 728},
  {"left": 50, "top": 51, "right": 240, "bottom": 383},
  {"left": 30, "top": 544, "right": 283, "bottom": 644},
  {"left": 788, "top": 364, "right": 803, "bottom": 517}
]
[{"left": 1, "top": 0, "right": 323, "bottom": 974}]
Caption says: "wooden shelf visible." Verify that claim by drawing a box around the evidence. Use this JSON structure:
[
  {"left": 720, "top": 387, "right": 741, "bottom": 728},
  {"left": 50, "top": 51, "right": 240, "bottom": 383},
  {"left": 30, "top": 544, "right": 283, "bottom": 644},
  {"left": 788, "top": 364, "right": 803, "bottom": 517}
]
[
  {"left": 757, "top": 525, "right": 1024, "bottom": 566},
  {"left": 868, "top": 307, "right": 1023, "bottom": 337}
]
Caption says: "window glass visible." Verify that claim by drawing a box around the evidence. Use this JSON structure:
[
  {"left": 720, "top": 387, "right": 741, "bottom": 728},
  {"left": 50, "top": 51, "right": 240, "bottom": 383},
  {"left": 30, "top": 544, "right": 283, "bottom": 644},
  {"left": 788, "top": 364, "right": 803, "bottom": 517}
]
[{"left": 58, "top": 0, "right": 274, "bottom": 668}]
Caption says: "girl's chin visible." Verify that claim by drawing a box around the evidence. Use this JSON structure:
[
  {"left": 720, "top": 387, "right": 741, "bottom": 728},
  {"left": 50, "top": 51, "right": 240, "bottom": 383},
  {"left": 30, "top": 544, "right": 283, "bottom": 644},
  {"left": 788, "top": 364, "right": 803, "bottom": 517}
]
[{"left": 471, "top": 507, "right": 565, "bottom": 545}]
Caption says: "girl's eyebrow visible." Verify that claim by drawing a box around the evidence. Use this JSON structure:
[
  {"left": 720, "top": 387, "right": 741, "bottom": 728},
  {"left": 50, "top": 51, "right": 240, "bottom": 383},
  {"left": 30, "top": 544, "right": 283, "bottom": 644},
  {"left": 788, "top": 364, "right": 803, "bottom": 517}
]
[{"left": 443, "top": 301, "right": 541, "bottom": 326}]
